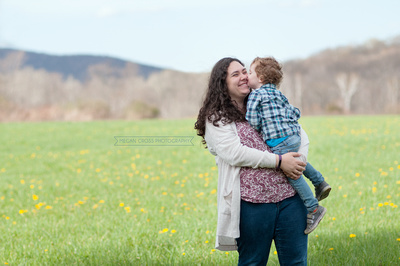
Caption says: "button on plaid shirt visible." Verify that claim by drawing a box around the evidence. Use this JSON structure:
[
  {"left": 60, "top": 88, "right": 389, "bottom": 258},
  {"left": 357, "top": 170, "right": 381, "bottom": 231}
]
[{"left": 245, "top": 84, "right": 301, "bottom": 142}]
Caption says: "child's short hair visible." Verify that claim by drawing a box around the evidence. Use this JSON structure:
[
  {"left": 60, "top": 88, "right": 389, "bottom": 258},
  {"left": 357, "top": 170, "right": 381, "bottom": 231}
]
[{"left": 251, "top": 57, "right": 283, "bottom": 86}]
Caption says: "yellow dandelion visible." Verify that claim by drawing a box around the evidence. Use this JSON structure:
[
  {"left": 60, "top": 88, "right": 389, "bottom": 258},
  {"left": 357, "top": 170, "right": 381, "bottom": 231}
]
[
  {"left": 99, "top": 200, "right": 105, "bottom": 203},
  {"left": 182, "top": 253, "right": 186, "bottom": 256},
  {"left": 20, "top": 179, "right": 25, "bottom": 184},
  {"left": 182, "top": 159, "right": 187, "bottom": 163},
  {"left": 171, "top": 230, "right": 177, "bottom": 233},
  {"left": 396, "top": 238, "right": 400, "bottom": 242},
  {"left": 30, "top": 185, "right": 34, "bottom": 189},
  {"left": 349, "top": 234, "right": 356, "bottom": 238},
  {"left": 332, "top": 217, "right": 336, "bottom": 221},
  {"left": 372, "top": 187, "right": 377, "bottom": 193},
  {"left": 6, "top": 216, "right": 10, "bottom": 220},
  {"left": 381, "top": 171, "right": 388, "bottom": 176},
  {"left": 93, "top": 204, "right": 99, "bottom": 209},
  {"left": 210, "top": 189, "right": 217, "bottom": 194},
  {"left": 77, "top": 168, "right": 81, "bottom": 174},
  {"left": 343, "top": 194, "right": 347, "bottom": 198},
  {"left": 329, "top": 248, "right": 334, "bottom": 251},
  {"left": 274, "top": 251, "right": 277, "bottom": 255},
  {"left": 45, "top": 206, "right": 52, "bottom": 209},
  {"left": 355, "top": 173, "right": 360, "bottom": 177},
  {"left": 32, "top": 194, "right": 39, "bottom": 201},
  {"left": 119, "top": 203, "right": 124, "bottom": 207}
]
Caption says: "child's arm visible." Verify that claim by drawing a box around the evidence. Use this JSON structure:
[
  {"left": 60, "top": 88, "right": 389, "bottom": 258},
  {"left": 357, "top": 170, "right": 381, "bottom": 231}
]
[{"left": 245, "top": 92, "right": 262, "bottom": 131}]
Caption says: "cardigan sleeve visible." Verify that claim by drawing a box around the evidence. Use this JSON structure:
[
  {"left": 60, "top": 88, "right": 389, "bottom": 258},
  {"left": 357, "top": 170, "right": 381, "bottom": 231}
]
[
  {"left": 205, "top": 120, "right": 276, "bottom": 169},
  {"left": 297, "top": 126, "right": 309, "bottom": 163}
]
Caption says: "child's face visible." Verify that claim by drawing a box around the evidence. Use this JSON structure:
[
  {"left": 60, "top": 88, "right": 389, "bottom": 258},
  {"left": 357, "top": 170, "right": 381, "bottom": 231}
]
[{"left": 248, "top": 63, "right": 263, "bottom": 89}]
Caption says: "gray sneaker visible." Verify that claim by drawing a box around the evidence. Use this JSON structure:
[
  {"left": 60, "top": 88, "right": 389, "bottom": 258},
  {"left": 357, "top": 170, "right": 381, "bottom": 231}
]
[
  {"left": 304, "top": 205, "right": 326, "bottom": 234},
  {"left": 315, "top": 181, "right": 331, "bottom": 201}
]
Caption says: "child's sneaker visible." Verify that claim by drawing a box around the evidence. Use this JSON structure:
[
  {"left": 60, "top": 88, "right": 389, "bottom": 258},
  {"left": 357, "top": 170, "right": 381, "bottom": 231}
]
[
  {"left": 304, "top": 205, "right": 326, "bottom": 234},
  {"left": 315, "top": 181, "right": 331, "bottom": 201}
]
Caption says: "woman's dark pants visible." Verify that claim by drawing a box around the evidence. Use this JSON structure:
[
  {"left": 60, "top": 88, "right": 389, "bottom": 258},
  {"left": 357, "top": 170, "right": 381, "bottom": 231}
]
[{"left": 236, "top": 194, "right": 308, "bottom": 265}]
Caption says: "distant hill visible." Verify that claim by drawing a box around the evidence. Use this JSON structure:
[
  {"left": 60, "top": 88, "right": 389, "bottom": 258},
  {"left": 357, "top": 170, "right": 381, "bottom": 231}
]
[
  {"left": 0, "top": 48, "right": 163, "bottom": 81},
  {"left": 0, "top": 36, "right": 399, "bottom": 122}
]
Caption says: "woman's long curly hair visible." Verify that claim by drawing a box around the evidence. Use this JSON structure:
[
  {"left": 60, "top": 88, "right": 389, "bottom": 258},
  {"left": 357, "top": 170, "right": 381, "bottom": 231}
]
[{"left": 194, "top": 57, "right": 247, "bottom": 145}]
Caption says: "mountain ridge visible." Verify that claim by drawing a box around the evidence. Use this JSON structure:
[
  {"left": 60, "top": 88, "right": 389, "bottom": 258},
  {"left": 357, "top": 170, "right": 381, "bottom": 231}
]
[{"left": 0, "top": 48, "right": 164, "bottom": 81}]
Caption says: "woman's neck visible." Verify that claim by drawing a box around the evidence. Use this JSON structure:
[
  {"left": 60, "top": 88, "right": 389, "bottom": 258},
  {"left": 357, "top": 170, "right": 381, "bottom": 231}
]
[{"left": 232, "top": 100, "right": 245, "bottom": 114}]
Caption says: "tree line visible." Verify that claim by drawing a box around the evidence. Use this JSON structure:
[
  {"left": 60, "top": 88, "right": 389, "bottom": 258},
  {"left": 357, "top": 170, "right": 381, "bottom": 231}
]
[{"left": 0, "top": 37, "right": 399, "bottom": 122}]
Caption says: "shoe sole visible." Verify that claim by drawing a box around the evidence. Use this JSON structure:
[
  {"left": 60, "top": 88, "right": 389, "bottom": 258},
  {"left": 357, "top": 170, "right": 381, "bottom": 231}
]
[
  {"left": 316, "top": 186, "right": 331, "bottom": 201},
  {"left": 304, "top": 207, "right": 327, "bottom": 235}
]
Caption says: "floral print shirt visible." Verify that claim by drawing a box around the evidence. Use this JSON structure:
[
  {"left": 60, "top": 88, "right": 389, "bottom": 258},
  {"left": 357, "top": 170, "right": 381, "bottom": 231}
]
[{"left": 236, "top": 121, "right": 296, "bottom": 203}]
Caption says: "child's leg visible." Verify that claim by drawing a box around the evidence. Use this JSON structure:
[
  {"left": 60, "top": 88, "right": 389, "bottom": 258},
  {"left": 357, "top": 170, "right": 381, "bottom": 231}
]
[
  {"left": 268, "top": 134, "right": 301, "bottom": 155},
  {"left": 287, "top": 176, "right": 319, "bottom": 213},
  {"left": 303, "top": 162, "right": 325, "bottom": 187}
]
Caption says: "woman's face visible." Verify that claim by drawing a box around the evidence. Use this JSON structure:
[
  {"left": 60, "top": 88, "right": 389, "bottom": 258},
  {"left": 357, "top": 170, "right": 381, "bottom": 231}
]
[{"left": 226, "top": 61, "right": 249, "bottom": 104}]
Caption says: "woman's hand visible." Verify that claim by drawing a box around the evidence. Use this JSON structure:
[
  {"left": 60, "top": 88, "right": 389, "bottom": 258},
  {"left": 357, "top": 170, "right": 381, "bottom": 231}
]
[{"left": 279, "top": 152, "right": 306, "bottom": 180}]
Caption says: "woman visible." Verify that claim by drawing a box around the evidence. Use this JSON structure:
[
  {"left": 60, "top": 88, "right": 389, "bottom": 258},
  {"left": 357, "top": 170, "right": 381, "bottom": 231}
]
[{"left": 195, "top": 58, "right": 309, "bottom": 265}]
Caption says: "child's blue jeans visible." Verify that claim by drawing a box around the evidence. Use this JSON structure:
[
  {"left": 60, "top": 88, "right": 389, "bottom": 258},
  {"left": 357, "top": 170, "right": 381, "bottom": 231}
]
[{"left": 269, "top": 134, "right": 324, "bottom": 212}]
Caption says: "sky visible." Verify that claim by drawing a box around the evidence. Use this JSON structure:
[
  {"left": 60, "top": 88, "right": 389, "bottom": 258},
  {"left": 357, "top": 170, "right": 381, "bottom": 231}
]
[{"left": 0, "top": 0, "right": 399, "bottom": 73}]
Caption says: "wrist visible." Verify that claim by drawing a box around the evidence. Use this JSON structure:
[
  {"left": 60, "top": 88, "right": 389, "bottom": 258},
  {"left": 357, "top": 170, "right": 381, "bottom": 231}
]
[{"left": 276, "top": 154, "right": 282, "bottom": 170}]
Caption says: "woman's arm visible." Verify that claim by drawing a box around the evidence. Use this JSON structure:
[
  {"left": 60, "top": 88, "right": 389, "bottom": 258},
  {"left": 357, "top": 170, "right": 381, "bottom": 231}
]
[
  {"left": 297, "top": 126, "right": 309, "bottom": 163},
  {"left": 205, "top": 121, "right": 306, "bottom": 176},
  {"left": 205, "top": 120, "right": 276, "bottom": 168}
]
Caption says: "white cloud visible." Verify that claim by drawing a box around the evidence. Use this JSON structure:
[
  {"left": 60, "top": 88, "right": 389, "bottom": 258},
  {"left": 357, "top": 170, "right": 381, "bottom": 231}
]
[{"left": 96, "top": 7, "right": 119, "bottom": 18}]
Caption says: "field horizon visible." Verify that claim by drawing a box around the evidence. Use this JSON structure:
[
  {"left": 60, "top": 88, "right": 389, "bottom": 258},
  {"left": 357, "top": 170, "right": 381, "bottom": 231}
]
[{"left": 1, "top": 115, "right": 399, "bottom": 264}]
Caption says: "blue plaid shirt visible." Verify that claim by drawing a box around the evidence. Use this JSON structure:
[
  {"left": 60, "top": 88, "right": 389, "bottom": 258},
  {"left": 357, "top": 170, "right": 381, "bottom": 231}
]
[{"left": 245, "top": 84, "right": 301, "bottom": 142}]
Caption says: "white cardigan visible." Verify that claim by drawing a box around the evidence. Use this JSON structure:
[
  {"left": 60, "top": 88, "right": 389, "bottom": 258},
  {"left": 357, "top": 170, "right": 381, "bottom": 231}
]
[{"left": 205, "top": 120, "right": 309, "bottom": 251}]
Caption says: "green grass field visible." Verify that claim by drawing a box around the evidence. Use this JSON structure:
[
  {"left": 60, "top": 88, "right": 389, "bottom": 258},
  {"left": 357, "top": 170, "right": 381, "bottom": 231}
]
[{"left": 1, "top": 115, "right": 399, "bottom": 265}]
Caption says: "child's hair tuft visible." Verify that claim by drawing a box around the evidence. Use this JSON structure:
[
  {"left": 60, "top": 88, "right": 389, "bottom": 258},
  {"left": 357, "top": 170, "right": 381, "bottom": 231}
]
[{"left": 252, "top": 57, "right": 283, "bottom": 86}]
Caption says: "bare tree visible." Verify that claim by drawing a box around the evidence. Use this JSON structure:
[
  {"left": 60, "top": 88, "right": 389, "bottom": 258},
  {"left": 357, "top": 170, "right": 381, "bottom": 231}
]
[
  {"left": 336, "top": 72, "right": 360, "bottom": 113},
  {"left": 294, "top": 73, "right": 303, "bottom": 111},
  {"left": 387, "top": 77, "right": 399, "bottom": 112}
]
